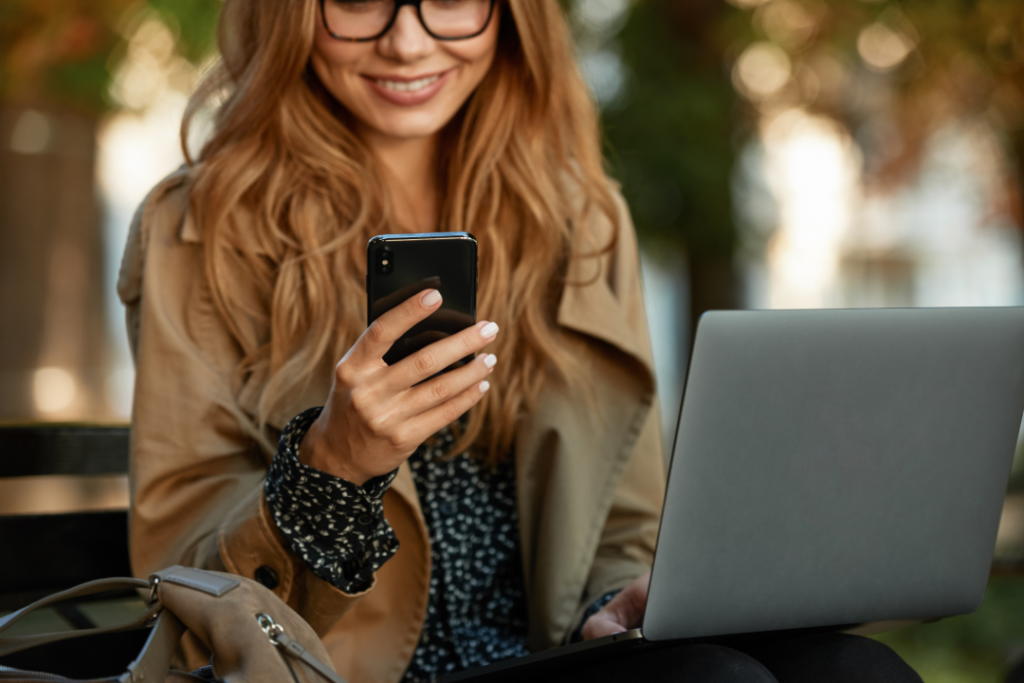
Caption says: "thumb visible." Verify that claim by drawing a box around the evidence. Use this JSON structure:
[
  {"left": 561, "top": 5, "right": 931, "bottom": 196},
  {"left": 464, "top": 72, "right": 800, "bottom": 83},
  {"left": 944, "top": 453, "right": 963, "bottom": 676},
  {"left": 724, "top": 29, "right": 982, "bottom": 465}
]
[{"left": 581, "top": 608, "right": 630, "bottom": 641}]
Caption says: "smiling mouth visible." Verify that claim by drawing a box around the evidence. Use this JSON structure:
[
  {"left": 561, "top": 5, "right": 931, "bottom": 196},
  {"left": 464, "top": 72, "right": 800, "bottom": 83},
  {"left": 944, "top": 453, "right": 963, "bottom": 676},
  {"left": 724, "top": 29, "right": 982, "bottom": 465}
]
[{"left": 369, "top": 72, "right": 446, "bottom": 93}]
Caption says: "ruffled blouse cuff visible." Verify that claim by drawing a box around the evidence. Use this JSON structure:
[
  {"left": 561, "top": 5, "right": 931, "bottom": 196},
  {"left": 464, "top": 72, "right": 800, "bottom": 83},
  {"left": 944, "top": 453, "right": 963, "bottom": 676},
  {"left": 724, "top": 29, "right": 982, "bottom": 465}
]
[
  {"left": 265, "top": 406, "right": 399, "bottom": 594},
  {"left": 569, "top": 590, "right": 620, "bottom": 644}
]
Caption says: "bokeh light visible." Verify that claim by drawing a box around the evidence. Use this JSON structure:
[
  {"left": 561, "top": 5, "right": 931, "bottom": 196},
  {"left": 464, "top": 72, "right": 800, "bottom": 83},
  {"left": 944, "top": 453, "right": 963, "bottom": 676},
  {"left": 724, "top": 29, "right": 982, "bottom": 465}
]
[
  {"left": 9, "top": 110, "right": 52, "bottom": 155},
  {"left": 857, "top": 22, "right": 915, "bottom": 72},
  {"left": 33, "top": 367, "right": 77, "bottom": 415},
  {"left": 733, "top": 42, "right": 792, "bottom": 100},
  {"left": 759, "top": 0, "right": 818, "bottom": 49}
]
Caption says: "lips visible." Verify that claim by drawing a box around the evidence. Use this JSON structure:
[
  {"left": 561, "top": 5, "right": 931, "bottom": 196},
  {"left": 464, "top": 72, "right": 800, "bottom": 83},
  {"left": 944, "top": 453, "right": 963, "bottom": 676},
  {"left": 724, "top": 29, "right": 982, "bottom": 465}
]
[{"left": 362, "top": 68, "right": 453, "bottom": 106}]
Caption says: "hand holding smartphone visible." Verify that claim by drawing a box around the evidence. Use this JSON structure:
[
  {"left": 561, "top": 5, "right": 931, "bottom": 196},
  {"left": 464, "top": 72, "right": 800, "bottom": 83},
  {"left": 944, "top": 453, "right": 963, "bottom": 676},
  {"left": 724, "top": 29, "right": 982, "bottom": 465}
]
[{"left": 298, "top": 232, "right": 491, "bottom": 486}]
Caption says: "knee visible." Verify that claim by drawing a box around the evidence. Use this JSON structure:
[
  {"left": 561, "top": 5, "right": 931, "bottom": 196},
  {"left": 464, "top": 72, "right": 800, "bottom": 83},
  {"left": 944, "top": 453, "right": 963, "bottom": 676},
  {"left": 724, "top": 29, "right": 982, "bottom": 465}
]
[
  {"left": 757, "top": 633, "right": 922, "bottom": 683},
  {"left": 816, "top": 634, "right": 921, "bottom": 683},
  {"left": 645, "top": 643, "right": 777, "bottom": 683}
]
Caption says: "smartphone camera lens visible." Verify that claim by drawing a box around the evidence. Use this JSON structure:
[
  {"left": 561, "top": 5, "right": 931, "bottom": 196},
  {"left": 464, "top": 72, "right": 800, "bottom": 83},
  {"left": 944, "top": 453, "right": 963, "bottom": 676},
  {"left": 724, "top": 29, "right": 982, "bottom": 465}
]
[{"left": 377, "top": 247, "right": 394, "bottom": 275}]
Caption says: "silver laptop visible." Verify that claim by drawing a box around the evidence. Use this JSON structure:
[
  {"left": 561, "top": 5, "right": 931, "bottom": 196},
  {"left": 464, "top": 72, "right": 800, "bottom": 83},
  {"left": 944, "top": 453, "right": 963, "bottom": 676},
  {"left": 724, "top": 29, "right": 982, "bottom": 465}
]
[{"left": 443, "top": 307, "right": 1024, "bottom": 682}]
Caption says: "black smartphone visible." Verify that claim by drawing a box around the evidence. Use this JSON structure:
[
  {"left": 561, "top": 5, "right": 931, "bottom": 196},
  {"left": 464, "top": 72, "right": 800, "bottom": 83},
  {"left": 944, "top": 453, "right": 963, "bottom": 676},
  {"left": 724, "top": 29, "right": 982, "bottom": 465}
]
[{"left": 366, "top": 232, "right": 478, "bottom": 372}]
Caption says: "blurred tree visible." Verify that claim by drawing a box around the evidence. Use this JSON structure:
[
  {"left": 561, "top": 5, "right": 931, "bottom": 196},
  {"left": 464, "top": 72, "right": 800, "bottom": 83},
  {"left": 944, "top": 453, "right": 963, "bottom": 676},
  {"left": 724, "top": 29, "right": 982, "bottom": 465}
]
[
  {"left": 1, "top": 0, "right": 217, "bottom": 113},
  {"left": 601, "top": 0, "right": 744, "bottom": 341},
  {"left": 1, "top": 0, "right": 131, "bottom": 419},
  {"left": 1, "top": 0, "right": 132, "bottom": 113},
  {"left": 893, "top": 0, "right": 1024, "bottom": 228},
  {"left": 721, "top": 0, "right": 1024, "bottom": 228},
  {"left": 145, "top": 0, "right": 219, "bottom": 65},
  {"left": 0, "top": 0, "right": 218, "bottom": 420}
]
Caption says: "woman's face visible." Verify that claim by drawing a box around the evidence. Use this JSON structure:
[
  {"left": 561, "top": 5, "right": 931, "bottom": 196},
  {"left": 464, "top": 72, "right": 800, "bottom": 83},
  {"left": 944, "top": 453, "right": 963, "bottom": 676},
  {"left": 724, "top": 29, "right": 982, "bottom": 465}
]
[{"left": 311, "top": 3, "right": 501, "bottom": 142}]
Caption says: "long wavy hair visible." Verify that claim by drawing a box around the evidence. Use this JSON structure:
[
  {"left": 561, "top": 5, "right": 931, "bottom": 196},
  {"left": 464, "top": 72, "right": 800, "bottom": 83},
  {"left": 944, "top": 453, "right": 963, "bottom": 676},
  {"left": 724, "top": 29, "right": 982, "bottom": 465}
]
[{"left": 182, "top": 0, "right": 620, "bottom": 462}]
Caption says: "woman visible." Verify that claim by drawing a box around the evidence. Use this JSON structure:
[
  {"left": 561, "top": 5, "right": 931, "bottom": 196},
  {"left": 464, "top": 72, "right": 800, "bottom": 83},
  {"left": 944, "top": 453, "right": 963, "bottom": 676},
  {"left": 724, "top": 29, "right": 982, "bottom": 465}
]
[{"left": 118, "top": 1, "right": 921, "bottom": 681}]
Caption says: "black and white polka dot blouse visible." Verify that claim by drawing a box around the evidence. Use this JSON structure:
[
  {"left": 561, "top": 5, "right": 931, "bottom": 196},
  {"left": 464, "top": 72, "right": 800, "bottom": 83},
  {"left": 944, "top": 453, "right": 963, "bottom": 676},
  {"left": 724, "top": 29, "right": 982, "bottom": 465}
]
[
  {"left": 266, "top": 407, "right": 617, "bottom": 682},
  {"left": 403, "top": 421, "right": 530, "bottom": 681}
]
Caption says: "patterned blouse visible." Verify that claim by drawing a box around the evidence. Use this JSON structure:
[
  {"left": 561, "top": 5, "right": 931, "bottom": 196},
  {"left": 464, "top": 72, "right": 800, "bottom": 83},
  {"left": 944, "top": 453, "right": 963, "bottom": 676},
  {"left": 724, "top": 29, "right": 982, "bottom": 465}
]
[{"left": 266, "top": 407, "right": 614, "bottom": 682}]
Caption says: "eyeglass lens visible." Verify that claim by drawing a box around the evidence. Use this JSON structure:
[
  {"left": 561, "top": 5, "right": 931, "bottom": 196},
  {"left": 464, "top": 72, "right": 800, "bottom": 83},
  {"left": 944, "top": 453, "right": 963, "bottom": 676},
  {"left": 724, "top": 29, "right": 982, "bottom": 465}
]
[{"left": 323, "top": 0, "right": 493, "bottom": 41}]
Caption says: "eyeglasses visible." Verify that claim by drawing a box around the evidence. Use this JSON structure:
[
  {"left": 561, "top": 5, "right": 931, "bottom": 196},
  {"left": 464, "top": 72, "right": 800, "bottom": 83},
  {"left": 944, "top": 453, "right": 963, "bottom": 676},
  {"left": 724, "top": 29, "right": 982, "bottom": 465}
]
[{"left": 319, "top": 0, "right": 498, "bottom": 42}]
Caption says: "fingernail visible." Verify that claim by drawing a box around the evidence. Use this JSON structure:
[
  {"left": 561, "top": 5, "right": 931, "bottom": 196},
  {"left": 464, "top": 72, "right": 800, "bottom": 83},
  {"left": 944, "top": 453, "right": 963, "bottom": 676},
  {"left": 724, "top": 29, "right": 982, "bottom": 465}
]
[
  {"left": 421, "top": 289, "right": 442, "bottom": 307},
  {"left": 482, "top": 354, "right": 497, "bottom": 369},
  {"left": 479, "top": 381, "right": 491, "bottom": 393},
  {"left": 480, "top": 322, "right": 499, "bottom": 339}
]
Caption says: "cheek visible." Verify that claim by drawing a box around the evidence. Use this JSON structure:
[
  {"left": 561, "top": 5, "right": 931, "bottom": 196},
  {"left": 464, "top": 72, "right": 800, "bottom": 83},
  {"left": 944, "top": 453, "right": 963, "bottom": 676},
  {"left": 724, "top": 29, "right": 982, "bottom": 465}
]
[
  {"left": 444, "top": 8, "right": 499, "bottom": 88},
  {"left": 311, "top": 30, "right": 369, "bottom": 92},
  {"left": 448, "top": 36, "right": 499, "bottom": 88}
]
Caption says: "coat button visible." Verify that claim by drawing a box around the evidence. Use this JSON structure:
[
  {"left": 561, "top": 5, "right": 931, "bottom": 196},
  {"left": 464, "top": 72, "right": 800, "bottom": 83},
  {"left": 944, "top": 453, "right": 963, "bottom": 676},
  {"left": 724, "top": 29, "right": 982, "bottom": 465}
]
[
  {"left": 254, "top": 565, "right": 279, "bottom": 590},
  {"left": 357, "top": 514, "right": 373, "bottom": 526}
]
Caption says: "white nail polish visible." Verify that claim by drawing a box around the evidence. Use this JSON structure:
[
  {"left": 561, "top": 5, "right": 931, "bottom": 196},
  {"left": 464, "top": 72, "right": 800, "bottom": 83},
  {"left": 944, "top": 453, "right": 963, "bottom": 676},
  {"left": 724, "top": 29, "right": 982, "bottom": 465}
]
[
  {"left": 479, "top": 381, "right": 491, "bottom": 393},
  {"left": 482, "top": 354, "right": 497, "bottom": 369},
  {"left": 480, "top": 322, "right": 499, "bottom": 338},
  {"left": 421, "top": 289, "right": 442, "bottom": 307}
]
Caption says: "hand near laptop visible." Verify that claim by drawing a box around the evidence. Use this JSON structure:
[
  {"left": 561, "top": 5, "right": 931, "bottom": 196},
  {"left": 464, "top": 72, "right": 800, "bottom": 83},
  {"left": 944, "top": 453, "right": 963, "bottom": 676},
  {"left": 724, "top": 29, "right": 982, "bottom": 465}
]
[{"left": 581, "top": 573, "right": 650, "bottom": 641}]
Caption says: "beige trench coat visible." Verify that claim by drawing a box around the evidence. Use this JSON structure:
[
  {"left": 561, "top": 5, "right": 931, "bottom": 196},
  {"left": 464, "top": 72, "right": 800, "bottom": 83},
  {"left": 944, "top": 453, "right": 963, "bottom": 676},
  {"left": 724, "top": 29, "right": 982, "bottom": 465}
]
[{"left": 118, "top": 166, "right": 666, "bottom": 683}]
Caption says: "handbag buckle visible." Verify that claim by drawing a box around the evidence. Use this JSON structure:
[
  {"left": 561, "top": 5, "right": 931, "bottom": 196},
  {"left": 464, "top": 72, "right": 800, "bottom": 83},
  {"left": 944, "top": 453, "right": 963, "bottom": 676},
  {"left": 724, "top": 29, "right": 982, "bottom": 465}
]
[{"left": 256, "top": 613, "right": 284, "bottom": 643}]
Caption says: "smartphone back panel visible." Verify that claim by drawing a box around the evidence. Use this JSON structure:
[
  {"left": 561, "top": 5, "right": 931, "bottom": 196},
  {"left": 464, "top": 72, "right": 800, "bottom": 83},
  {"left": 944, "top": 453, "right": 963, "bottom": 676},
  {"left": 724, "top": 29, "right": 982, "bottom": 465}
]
[{"left": 367, "top": 232, "right": 477, "bottom": 369}]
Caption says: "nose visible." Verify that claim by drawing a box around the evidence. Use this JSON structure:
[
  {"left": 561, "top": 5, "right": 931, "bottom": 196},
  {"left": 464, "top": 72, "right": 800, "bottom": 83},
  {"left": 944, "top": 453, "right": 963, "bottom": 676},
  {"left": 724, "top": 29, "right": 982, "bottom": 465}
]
[{"left": 377, "top": 5, "right": 434, "bottom": 63}]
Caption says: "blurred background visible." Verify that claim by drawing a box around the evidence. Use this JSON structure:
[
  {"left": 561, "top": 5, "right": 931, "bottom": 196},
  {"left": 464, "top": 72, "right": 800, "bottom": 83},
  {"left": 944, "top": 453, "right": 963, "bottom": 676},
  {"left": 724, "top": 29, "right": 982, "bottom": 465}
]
[{"left": 1, "top": 0, "right": 1024, "bottom": 679}]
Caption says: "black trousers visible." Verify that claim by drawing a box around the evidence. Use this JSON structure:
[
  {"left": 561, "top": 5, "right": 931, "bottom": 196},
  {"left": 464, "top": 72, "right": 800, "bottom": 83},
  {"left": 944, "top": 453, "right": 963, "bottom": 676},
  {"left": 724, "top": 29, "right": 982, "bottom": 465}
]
[{"left": 471, "top": 633, "right": 922, "bottom": 683}]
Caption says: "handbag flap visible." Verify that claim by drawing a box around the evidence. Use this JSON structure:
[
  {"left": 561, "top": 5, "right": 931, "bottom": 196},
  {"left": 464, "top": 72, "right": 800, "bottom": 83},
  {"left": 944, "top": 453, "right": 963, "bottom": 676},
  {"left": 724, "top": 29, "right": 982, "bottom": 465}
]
[{"left": 152, "top": 567, "right": 240, "bottom": 598}]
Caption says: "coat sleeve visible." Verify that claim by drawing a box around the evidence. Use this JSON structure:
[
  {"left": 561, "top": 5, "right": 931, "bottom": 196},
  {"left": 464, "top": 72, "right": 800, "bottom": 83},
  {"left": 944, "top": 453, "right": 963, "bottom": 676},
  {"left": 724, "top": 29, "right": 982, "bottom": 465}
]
[
  {"left": 566, "top": 190, "right": 667, "bottom": 638},
  {"left": 118, "top": 172, "right": 368, "bottom": 640},
  {"left": 568, "top": 399, "right": 665, "bottom": 637}
]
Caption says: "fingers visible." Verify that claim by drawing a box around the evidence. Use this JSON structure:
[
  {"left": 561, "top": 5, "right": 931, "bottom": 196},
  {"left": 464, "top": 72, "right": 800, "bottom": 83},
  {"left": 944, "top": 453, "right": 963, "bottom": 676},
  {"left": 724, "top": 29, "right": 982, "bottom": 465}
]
[
  {"left": 356, "top": 289, "right": 443, "bottom": 365},
  {"left": 399, "top": 375, "right": 492, "bottom": 445},
  {"left": 581, "top": 610, "right": 629, "bottom": 641},
  {"left": 398, "top": 352, "right": 497, "bottom": 420},
  {"left": 581, "top": 574, "right": 650, "bottom": 642},
  {"left": 387, "top": 320, "right": 499, "bottom": 390}
]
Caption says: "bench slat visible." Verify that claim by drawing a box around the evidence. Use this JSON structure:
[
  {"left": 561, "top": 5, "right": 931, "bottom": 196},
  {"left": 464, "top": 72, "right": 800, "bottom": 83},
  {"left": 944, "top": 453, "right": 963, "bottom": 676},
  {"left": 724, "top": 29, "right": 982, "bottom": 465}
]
[{"left": 0, "top": 425, "right": 129, "bottom": 477}]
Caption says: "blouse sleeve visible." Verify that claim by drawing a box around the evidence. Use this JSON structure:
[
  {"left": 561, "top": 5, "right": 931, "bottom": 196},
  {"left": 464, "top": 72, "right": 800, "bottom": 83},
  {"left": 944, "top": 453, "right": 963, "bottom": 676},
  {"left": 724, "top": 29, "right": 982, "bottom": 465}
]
[
  {"left": 266, "top": 406, "right": 399, "bottom": 593},
  {"left": 568, "top": 591, "right": 619, "bottom": 644}
]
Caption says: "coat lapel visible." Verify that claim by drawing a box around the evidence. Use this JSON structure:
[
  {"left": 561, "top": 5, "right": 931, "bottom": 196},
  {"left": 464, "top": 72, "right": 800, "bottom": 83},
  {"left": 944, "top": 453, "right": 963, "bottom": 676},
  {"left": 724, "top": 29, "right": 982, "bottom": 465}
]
[{"left": 516, "top": 195, "right": 659, "bottom": 649}]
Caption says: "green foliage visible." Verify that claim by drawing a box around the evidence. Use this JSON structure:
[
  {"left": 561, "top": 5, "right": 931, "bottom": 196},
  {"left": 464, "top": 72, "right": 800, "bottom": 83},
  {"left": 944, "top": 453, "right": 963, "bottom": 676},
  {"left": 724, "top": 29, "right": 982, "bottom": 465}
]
[
  {"left": 49, "top": 54, "right": 117, "bottom": 112},
  {"left": 602, "top": 0, "right": 741, "bottom": 258},
  {"left": 874, "top": 577, "right": 1024, "bottom": 682},
  {"left": 0, "top": 0, "right": 131, "bottom": 113},
  {"left": 146, "top": 0, "right": 220, "bottom": 65},
  {"left": 1, "top": 0, "right": 219, "bottom": 113}
]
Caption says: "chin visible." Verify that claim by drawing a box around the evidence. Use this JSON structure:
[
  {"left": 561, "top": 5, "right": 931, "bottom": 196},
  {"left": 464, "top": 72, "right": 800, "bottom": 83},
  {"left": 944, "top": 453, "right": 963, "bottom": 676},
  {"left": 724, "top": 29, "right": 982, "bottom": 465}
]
[{"left": 370, "top": 111, "right": 451, "bottom": 141}]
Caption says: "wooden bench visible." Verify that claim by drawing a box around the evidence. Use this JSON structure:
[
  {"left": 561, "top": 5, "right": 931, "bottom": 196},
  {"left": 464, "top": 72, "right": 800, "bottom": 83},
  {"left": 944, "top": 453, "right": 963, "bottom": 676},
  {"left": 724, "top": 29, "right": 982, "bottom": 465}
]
[
  {"left": 0, "top": 424, "right": 133, "bottom": 626},
  {"left": 1, "top": 423, "right": 1022, "bottom": 679}
]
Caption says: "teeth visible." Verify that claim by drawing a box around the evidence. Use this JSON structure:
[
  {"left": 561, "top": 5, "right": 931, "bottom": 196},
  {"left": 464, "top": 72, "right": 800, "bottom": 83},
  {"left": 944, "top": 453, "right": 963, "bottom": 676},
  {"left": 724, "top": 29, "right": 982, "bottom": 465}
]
[{"left": 375, "top": 74, "right": 441, "bottom": 92}]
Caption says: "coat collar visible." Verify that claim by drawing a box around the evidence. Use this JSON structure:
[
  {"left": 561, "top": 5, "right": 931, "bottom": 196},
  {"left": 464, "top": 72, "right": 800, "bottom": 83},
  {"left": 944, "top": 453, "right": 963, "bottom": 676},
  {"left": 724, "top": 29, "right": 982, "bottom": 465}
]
[{"left": 556, "top": 208, "right": 656, "bottom": 385}]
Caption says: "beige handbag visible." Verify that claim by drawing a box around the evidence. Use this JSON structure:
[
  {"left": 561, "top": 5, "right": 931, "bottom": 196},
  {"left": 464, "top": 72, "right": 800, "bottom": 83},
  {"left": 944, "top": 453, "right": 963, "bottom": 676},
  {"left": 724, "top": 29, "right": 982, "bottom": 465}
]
[{"left": 0, "top": 566, "right": 348, "bottom": 683}]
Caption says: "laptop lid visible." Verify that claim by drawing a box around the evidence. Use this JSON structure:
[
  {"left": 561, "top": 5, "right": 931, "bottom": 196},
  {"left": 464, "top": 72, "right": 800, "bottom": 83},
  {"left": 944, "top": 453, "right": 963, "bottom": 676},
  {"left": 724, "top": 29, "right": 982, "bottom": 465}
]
[{"left": 643, "top": 307, "right": 1024, "bottom": 641}]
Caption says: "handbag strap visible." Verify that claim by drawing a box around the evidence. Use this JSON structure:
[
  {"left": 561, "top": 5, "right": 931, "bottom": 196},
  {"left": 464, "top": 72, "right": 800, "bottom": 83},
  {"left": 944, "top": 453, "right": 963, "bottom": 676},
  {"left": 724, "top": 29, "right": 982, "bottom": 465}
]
[
  {"left": 257, "top": 613, "right": 349, "bottom": 683},
  {"left": 272, "top": 632, "right": 348, "bottom": 683},
  {"left": 0, "top": 608, "right": 183, "bottom": 683},
  {"left": 0, "top": 578, "right": 159, "bottom": 659}
]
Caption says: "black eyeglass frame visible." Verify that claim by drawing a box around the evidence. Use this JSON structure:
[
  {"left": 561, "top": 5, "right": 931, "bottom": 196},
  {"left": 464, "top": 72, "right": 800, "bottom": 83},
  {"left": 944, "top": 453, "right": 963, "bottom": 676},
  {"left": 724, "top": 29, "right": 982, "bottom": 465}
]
[{"left": 318, "top": 0, "right": 499, "bottom": 43}]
